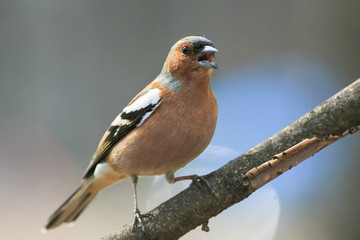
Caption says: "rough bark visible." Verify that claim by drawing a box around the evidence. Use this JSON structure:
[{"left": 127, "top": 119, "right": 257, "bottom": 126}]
[{"left": 102, "top": 79, "right": 360, "bottom": 240}]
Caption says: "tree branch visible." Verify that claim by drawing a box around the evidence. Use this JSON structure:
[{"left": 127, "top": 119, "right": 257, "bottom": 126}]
[{"left": 102, "top": 79, "right": 360, "bottom": 240}]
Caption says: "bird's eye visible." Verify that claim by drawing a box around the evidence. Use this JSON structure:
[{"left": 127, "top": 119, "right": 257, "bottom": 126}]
[{"left": 182, "top": 46, "right": 190, "bottom": 55}]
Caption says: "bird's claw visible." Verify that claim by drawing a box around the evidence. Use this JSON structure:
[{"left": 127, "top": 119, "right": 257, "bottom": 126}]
[
  {"left": 190, "top": 175, "right": 214, "bottom": 196},
  {"left": 132, "top": 208, "right": 152, "bottom": 239}
]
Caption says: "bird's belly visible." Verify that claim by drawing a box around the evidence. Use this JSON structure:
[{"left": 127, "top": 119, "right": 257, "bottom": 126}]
[{"left": 108, "top": 114, "right": 215, "bottom": 177}]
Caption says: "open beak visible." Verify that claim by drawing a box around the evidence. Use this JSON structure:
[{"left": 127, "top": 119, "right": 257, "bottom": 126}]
[{"left": 197, "top": 45, "right": 218, "bottom": 69}]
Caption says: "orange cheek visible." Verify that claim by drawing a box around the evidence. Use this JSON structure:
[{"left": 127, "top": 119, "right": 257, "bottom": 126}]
[{"left": 166, "top": 52, "right": 198, "bottom": 80}]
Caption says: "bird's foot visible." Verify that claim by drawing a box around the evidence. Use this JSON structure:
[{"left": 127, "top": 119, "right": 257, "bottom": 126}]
[
  {"left": 132, "top": 208, "right": 152, "bottom": 238},
  {"left": 189, "top": 175, "right": 214, "bottom": 196},
  {"left": 169, "top": 174, "right": 213, "bottom": 196}
]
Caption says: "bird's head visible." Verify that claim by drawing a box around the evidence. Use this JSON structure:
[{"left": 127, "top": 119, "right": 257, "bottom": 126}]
[{"left": 164, "top": 36, "right": 218, "bottom": 82}]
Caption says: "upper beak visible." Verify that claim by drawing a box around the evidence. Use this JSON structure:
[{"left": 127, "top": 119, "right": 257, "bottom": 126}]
[
  {"left": 197, "top": 45, "right": 219, "bottom": 69},
  {"left": 200, "top": 45, "right": 219, "bottom": 54}
]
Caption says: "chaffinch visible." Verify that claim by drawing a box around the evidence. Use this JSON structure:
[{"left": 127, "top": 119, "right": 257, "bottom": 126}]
[{"left": 44, "top": 36, "right": 219, "bottom": 232}]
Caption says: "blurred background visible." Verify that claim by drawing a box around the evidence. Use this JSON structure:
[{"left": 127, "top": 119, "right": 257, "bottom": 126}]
[{"left": 1, "top": 0, "right": 359, "bottom": 239}]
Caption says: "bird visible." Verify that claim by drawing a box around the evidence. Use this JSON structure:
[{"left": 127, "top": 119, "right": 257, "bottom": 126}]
[{"left": 44, "top": 36, "right": 219, "bottom": 232}]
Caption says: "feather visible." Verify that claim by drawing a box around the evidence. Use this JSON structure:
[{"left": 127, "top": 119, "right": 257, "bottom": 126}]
[{"left": 82, "top": 88, "right": 162, "bottom": 179}]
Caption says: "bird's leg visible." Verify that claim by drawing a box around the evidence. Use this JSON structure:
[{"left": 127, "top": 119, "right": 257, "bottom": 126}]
[
  {"left": 131, "top": 175, "right": 150, "bottom": 237},
  {"left": 165, "top": 172, "right": 213, "bottom": 195}
]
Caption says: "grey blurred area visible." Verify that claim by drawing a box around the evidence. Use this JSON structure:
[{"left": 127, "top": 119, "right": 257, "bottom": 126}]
[{"left": 0, "top": 0, "right": 359, "bottom": 239}]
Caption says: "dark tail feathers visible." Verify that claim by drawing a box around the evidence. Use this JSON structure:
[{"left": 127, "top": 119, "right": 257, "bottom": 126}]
[{"left": 44, "top": 178, "right": 98, "bottom": 231}]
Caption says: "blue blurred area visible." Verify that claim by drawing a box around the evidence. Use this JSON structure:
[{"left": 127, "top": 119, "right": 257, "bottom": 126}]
[{"left": 213, "top": 55, "right": 340, "bottom": 150}]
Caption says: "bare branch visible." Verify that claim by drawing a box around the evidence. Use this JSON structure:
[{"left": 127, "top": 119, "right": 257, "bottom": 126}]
[{"left": 102, "top": 79, "right": 360, "bottom": 240}]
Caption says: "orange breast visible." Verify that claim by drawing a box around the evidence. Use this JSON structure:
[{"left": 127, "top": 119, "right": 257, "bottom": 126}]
[{"left": 107, "top": 82, "right": 218, "bottom": 177}]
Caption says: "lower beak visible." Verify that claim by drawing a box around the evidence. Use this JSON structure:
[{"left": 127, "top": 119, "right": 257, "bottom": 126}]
[{"left": 198, "top": 46, "right": 219, "bottom": 69}]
